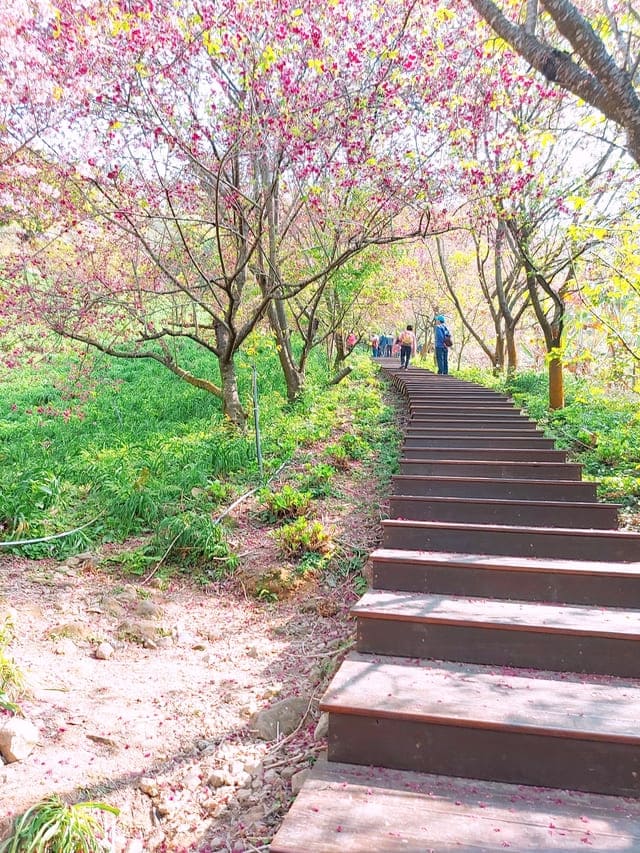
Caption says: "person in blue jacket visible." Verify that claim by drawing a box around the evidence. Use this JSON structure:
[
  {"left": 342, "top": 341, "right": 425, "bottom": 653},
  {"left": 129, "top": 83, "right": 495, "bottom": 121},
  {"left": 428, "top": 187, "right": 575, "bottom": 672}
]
[{"left": 434, "top": 315, "right": 451, "bottom": 375}]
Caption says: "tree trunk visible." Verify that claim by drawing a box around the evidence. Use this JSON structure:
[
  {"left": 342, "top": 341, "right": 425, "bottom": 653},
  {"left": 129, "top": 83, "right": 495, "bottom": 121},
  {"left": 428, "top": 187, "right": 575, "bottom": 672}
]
[
  {"left": 494, "top": 333, "right": 505, "bottom": 373},
  {"left": 506, "top": 327, "right": 518, "bottom": 375},
  {"left": 219, "top": 358, "right": 247, "bottom": 430},
  {"left": 266, "top": 300, "right": 305, "bottom": 402},
  {"left": 548, "top": 354, "right": 564, "bottom": 410}
]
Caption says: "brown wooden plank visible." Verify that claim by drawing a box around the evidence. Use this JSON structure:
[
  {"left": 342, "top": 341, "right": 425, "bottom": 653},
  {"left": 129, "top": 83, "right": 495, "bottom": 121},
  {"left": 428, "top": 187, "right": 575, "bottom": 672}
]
[
  {"left": 403, "top": 436, "right": 556, "bottom": 448},
  {"left": 391, "top": 474, "right": 598, "bottom": 501},
  {"left": 399, "top": 455, "right": 576, "bottom": 471},
  {"left": 320, "top": 655, "right": 640, "bottom": 742},
  {"left": 382, "top": 519, "right": 640, "bottom": 561},
  {"left": 370, "top": 547, "right": 640, "bottom": 606},
  {"left": 388, "top": 495, "right": 619, "bottom": 529},
  {"left": 353, "top": 590, "right": 640, "bottom": 639},
  {"left": 401, "top": 448, "right": 569, "bottom": 461},
  {"left": 270, "top": 760, "right": 640, "bottom": 852}
]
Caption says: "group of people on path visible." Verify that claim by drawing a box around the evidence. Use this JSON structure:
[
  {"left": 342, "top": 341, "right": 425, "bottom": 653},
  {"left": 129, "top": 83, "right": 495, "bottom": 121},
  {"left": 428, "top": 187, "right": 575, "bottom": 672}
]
[{"left": 370, "top": 315, "right": 452, "bottom": 374}]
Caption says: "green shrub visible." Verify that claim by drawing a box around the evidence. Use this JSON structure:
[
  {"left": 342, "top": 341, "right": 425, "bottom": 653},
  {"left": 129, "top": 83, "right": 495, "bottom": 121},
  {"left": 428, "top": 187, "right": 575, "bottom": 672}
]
[
  {"left": 323, "top": 443, "right": 350, "bottom": 470},
  {"left": 0, "top": 613, "right": 24, "bottom": 715},
  {"left": 294, "top": 463, "right": 337, "bottom": 498},
  {"left": 272, "top": 517, "right": 334, "bottom": 558},
  {"left": 151, "top": 512, "right": 239, "bottom": 581},
  {"left": 258, "top": 485, "right": 312, "bottom": 522}
]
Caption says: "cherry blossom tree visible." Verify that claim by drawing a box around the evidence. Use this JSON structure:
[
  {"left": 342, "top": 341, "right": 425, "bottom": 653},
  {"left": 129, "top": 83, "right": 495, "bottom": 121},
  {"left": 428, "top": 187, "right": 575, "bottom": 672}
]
[
  {"left": 466, "top": 0, "right": 640, "bottom": 163},
  {"left": 1, "top": 0, "right": 452, "bottom": 427}
]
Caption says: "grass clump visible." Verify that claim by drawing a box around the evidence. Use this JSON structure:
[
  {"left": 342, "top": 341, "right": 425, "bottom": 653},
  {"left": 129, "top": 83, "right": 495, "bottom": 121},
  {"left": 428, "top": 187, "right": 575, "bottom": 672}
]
[
  {"left": 0, "top": 795, "right": 118, "bottom": 853},
  {"left": 272, "top": 517, "right": 334, "bottom": 558},
  {"left": 257, "top": 485, "right": 312, "bottom": 522},
  {"left": 0, "top": 614, "right": 24, "bottom": 715}
]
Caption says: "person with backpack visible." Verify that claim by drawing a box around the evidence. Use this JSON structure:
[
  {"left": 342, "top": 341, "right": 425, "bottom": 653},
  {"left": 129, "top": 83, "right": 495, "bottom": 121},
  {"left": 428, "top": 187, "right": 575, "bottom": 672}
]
[
  {"left": 398, "top": 324, "right": 416, "bottom": 369},
  {"left": 434, "top": 314, "right": 452, "bottom": 374}
]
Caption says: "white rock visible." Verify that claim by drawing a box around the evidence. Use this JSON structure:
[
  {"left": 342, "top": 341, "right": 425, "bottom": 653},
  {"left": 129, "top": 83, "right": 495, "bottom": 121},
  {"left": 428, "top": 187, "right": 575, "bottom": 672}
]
[
  {"left": 95, "top": 642, "right": 114, "bottom": 660},
  {"left": 0, "top": 717, "right": 39, "bottom": 762}
]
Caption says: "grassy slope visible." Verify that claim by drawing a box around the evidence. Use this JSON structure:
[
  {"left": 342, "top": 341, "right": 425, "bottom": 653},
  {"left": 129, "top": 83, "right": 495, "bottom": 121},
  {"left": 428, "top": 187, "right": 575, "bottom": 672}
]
[{"left": 0, "top": 344, "right": 401, "bottom": 573}]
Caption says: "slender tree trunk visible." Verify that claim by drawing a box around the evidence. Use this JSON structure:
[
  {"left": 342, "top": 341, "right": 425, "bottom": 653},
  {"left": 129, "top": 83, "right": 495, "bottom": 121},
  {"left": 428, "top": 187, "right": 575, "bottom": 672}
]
[
  {"left": 220, "top": 366, "right": 246, "bottom": 429},
  {"left": 219, "top": 358, "right": 247, "bottom": 430},
  {"left": 506, "top": 327, "right": 518, "bottom": 375},
  {"left": 494, "top": 334, "right": 505, "bottom": 374},
  {"left": 266, "top": 300, "right": 304, "bottom": 402},
  {"left": 548, "top": 354, "right": 564, "bottom": 409}
]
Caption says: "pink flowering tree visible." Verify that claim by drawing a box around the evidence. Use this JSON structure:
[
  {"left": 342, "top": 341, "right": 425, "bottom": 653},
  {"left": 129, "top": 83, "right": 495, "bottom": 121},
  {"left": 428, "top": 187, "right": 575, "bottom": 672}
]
[
  {"left": 466, "top": 0, "right": 640, "bottom": 164},
  {"left": 1, "top": 0, "right": 453, "bottom": 427}
]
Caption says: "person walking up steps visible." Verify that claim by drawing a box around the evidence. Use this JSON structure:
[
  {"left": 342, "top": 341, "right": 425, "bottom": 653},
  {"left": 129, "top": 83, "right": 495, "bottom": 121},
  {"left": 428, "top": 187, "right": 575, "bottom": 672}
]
[
  {"left": 434, "top": 314, "right": 452, "bottom": 375},
  {"left": 399, "top": 324, "right": 416, "bottom": 369}
]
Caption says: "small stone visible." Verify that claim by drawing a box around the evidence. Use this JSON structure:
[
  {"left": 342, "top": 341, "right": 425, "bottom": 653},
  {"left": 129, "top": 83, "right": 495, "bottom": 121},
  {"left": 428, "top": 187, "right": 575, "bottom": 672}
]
[
  {"left": 124, "top": 839, "right": 145, "bottom": 853},
  {"left": 250, "top": 696, "right": 308, "bottom": 741},
  {"left": 291, "top": 768, "right": 311, "bottom": 796},
  {"left": 314, "top": 712, "right": 329, "bottom": 741},
  {"left": 184, "top": 769, "right": 201, "bottom": 790},
  {"left": 234, "top": 770, "right": 252, "bottom": 788},
  {"left": 136, "top": 600, "right": 163, "bottom": 619},
  {"left": 203, "top": 800, "right": 220, "bottom": 816},
  {"left": 138, "top": 777, "right": 159, "bottom": 797},
  {"left": 53, "top": 638, "right": 77, "bottom": 656},
  {"left": 236, "top": 789, "right": 251, "bottom": 803},
  {"left": 242, "top": 806, "right": 265, "bottom": 826},
  {"left": 0, "top": 717, "right": 39, "bottom": 762},
  {"left": 95, "top": 642, "right": 114, "bottom": 660},
  {"left": 207, "top": 769, "right": 226, "bottom": 788}
]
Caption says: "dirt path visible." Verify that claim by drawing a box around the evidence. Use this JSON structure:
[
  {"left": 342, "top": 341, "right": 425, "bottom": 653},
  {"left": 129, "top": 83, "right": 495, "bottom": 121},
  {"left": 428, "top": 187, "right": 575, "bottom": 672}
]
[{"left": 0, "top": 455, "right": 385, "bottom": 852}]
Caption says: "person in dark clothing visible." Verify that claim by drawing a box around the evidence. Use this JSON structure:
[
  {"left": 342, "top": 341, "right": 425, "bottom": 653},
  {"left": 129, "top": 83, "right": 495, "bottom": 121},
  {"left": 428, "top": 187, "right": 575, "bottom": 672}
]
[{"left": 434, "top": 315, "right": 451, "bottom": 375}]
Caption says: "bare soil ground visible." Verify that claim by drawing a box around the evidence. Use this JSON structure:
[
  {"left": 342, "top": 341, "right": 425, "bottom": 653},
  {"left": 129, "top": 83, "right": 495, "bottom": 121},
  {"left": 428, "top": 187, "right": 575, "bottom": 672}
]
[{"left": 0, "top": 450, "right": 386, "bottom": 852}]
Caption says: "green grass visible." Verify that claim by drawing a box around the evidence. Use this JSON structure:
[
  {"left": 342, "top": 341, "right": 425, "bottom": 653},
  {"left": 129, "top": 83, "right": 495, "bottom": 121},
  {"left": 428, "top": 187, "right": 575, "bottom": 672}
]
[
  {"left": 0, "top": 341, "right": 396, "bottom": 577},
  {"left": 0, "top": 795, "right": 118, "bottom": 853},
  {"left": 458, "top": 368, "right": 640, "bottom": 506}
]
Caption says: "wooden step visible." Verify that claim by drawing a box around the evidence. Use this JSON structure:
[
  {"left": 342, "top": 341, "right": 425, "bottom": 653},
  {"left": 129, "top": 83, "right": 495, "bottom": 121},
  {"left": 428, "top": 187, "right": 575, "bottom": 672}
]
[
  {"left": 407, "top": 392, "right": 513, "bottom": 401},
  {"left": 406, "top": 425, "right": 543, "bottom": 435},
  {"left": 382, "top": 519, "right": 640, "bottom": 561},
  {"left": 410, "top": 414, "right": 537, "bottom": 425},
  {"left": 410, "top": 402, "right": 520, "bottom": 412},
  {"left": 320, "top": 654, "right": 640, "bottom": 795},
  {"left": 388, "top": 495, "right": 619, "bottom": 528},
  {"left": 392, "top": 474, "right": 598, "bottom": 501},
  {"left": 401, "top": 446, "right": 567, "bottom": 462},
  {"left": 354, "top": 590, "right": 640, "bottom": 675},
  {"left": 400, "top": 457, "right": 579, "bottom": 476},
  {"left": 371, "top": 547, "right": 640, "bottom": 606},
  {"left": 403, "top": 436, "right": 556, "bottom": 448},
  {"left": 270, "top": 759, "right": 640, "bottom": 852}
]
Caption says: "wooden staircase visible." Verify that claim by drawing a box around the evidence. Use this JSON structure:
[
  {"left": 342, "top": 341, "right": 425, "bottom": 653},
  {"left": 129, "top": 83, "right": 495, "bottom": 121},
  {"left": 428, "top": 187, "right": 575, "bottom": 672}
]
[{"left": 270, "top": 365, "right": 640, "bottom": 851}]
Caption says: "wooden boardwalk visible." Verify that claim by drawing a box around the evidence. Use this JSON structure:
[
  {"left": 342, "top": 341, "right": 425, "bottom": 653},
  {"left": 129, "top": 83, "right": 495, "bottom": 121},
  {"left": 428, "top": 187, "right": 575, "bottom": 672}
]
[{"left": 270, "top": 365, "right": 640, "bottom": 851}]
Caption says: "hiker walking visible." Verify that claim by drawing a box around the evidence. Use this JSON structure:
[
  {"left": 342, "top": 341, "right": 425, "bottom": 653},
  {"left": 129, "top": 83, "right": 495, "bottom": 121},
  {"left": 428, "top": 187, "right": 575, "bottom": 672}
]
[
  {"left": 398, "top": 325, "right": 416, "bottom": 370},
  {"left": 434, "top": 314, "right": 452, "bottom": 375}
]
